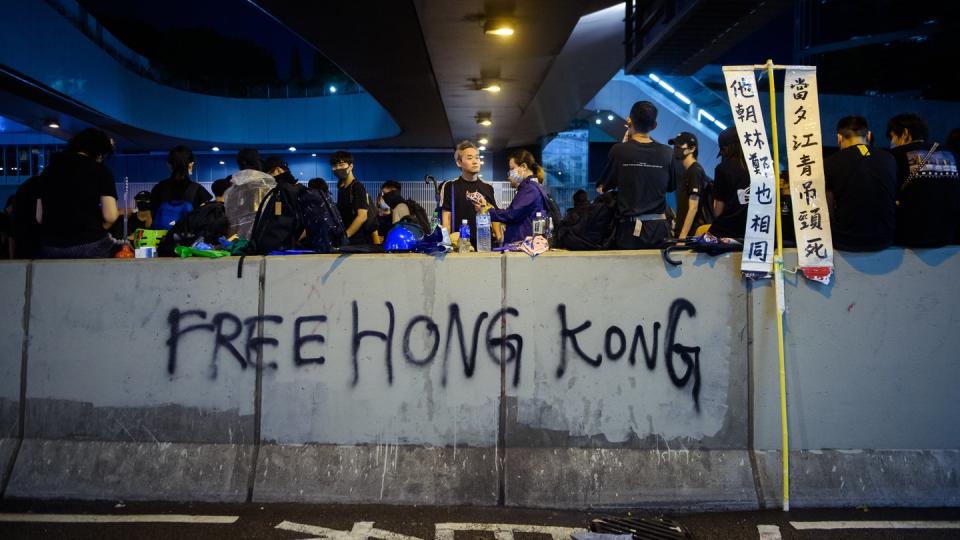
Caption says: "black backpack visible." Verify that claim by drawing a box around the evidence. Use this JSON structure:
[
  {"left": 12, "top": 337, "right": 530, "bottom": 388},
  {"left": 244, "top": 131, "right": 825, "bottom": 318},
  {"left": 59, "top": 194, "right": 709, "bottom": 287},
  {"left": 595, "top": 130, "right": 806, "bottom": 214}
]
[
  {"left": 247, "top": 182, "right": 305, "bottom": 255},
  {"left": 696, "top": 177, "right": 716, "bottom": 227},
  {"left": 532, "top": 182, "right": 563, "bottom": 247},
  {"left": 157, "top": 201, "right": 229, "bottom": 257},
  {"left": 401, "top": 198, "right": 433, "bottom": 234},
  {"left": 557, "top": 191, "right": 618, "bottom": 250},
  {"left": 300, "top": 185, "right": 348, "bottom": 253}
]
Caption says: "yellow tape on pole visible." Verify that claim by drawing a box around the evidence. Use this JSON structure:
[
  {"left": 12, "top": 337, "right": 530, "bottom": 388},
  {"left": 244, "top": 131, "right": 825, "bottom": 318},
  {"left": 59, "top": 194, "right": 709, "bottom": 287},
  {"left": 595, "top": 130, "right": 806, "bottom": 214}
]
[{"left": 766, "top": 59, "right": 790, "bottom": 512}]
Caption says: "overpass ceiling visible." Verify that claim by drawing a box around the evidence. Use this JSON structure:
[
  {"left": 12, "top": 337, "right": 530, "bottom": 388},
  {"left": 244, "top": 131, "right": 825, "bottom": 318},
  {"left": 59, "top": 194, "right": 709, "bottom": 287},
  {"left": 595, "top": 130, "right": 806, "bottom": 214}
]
[{"left": 412, "top": 0, "right": 620, "bottom": 151}]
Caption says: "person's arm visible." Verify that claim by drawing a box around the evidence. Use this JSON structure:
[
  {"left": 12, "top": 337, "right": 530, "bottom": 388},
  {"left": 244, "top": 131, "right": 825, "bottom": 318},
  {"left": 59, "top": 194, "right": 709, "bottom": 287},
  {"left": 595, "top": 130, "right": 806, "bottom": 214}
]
[
  {"left": 101, "top": 196, "right": 118, "bottom": 228},
  {"left": 596, "top": 148, "right": 617, "bottom": 193},
  {"left": 488, "top": 184, "right": 537, "bottom": 224},
  {"left": 678, "top": 196, "right": 699, "bottom": 239},
  {"left": 35, "top": 198, "right": 42, "bottom": 225},
  {"left": 441, "top": 210, "right": 451, "bottom": 232},
  {"left": 346, "top": 209, "right": 366, "bottom": 238},
  {"left": 713, "top": 199, "right": 726, "bottom": 218}
]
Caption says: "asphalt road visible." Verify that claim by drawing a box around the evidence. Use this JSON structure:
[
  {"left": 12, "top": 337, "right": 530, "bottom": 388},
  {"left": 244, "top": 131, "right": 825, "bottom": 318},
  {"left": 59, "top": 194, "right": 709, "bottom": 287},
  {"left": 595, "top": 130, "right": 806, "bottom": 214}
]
[{"left": 0, "top": 500, "right": 958, "bottom": 540}]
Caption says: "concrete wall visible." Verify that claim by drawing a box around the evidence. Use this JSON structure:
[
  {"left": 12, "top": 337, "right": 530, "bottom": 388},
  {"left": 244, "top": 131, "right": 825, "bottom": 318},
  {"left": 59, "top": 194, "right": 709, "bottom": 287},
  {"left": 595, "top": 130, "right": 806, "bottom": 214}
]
[{"left": 0, "top": 249, "right": 957, "bottom": 508}]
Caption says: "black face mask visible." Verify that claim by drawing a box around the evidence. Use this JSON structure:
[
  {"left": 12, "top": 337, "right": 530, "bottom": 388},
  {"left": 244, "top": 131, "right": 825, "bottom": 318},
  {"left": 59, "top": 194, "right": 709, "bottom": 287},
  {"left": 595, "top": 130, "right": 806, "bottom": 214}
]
[
  {"left": 332, "top": 168, "right": 349, "bottom": 181},
  {"left": 382, "top": 190, "right": 404, "bottom": 209},
  {"left": 674, "top": 147, "right": 687, "bottom": 160},
  {"left": 275, "top": 170, "right": 296, "bottom": 184}
]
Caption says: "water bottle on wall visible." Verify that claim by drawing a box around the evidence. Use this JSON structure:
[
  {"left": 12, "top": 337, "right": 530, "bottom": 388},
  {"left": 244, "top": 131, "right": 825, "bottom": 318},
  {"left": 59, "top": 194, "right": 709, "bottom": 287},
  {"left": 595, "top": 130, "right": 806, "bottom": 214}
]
[
  {"left": 532, "top": 211, "right": 545, "bottom": 237},
  {"left": 545, "top": 216, "right": 554, "bottom": 241},
  {"left": 458, "top": 219, "right": 471, "bottom": 253},
  {"left": 476, "top": 213, "right": 492, "bottom": 252}
]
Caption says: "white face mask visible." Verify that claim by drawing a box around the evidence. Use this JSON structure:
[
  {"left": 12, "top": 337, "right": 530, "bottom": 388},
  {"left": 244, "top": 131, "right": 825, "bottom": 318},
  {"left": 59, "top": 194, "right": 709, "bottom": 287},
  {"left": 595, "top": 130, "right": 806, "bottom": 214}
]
[{"left": 508, "top": 168, "right": 524, "bottom": 182}]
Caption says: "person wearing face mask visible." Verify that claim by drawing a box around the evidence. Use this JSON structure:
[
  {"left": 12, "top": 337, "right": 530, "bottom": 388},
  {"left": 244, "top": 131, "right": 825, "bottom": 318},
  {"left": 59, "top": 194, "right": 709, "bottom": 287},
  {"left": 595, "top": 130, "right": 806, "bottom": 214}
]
[
  {"left": 669, "top": 132, "right": 707, "bottom": 240},
  {"left": 473, "top": 149, "right": 547, "bottom": 245},
  {"left": 264, "top": 156, "right": 298, "bottom": 185},
  {"left": 331, "top": 150, "right": 374, "bottom": 244}
]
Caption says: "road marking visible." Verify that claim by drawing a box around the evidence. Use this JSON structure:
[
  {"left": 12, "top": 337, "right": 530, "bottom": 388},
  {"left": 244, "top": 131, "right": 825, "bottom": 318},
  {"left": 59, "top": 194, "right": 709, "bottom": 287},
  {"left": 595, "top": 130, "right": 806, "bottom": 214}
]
[
  {"left": 0, "top": 513, "right": 238, "bottom": 524},
  {"left": 757, "top": 524, "right": 782, "bottom": 539},
  {"left": 276, "top": 520, "right": 423, "bottom": 540},
  {"left": 791, "top": 521, "right": 960, "bottom": 530},
  {"left": 435, "top": 522, "right": 586, "bottom": 540}
]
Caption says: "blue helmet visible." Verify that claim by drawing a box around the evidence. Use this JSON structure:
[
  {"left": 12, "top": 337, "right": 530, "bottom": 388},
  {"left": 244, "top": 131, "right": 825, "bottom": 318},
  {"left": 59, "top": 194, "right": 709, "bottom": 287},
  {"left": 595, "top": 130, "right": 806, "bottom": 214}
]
[{"left": 384, "top": 221, "right": 425, "bottom": 252}]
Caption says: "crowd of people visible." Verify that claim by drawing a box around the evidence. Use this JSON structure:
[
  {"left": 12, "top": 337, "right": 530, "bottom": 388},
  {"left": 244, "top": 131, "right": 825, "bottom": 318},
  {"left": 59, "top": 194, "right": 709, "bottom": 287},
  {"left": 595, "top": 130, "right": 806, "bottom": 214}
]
[{"left": 1, "top": 100, "right": 958, "bottom": 260}]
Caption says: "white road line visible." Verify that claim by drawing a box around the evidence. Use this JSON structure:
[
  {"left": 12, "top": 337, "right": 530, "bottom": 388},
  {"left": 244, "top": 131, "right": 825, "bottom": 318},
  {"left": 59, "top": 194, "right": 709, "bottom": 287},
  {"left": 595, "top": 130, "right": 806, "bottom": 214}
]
[
  {"left": 0, "top": 513, "right": 239, "bottom": 524},
  {"left": 791, "top": 521, "right": 960, "bottom": 530},
  {"left": 757, "top": 524, "right": 782, "bottom": 539}
]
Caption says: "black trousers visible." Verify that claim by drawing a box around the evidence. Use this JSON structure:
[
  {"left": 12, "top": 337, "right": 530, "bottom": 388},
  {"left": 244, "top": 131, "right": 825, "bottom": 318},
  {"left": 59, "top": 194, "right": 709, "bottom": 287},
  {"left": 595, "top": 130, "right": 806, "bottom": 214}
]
[{"left": 614, "top": 219, "right": 670, "bottom": 250}]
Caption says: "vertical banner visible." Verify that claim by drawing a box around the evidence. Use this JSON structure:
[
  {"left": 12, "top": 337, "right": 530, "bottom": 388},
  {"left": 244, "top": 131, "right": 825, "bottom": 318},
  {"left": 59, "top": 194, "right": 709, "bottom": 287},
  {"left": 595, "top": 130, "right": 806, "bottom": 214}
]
[
  {"left": 723, "top": 68, "right": 776, "bottom": 277},
  {"left": 784, "top": 68, "right": 834, "bottom": 284}
]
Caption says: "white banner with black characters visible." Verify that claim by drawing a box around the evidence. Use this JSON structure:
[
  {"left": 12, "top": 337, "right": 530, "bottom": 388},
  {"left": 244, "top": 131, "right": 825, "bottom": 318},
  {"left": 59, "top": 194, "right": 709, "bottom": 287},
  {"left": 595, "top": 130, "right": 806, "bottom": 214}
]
[
  {"left": 784, "top": 68, "right": 834, "bottom": 284},
  {"left": 722, "top": 68, "right": 776, "bottom": 277}
]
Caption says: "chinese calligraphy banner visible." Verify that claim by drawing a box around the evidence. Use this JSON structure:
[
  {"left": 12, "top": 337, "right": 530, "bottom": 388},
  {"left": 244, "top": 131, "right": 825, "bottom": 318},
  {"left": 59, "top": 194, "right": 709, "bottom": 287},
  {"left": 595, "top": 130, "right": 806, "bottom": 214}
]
[
  {"left": 723, "top": 68, "right": 776, "bottom": 277},
  {"left": 784, "top": 68, "right": 834, "bottom": 284}
]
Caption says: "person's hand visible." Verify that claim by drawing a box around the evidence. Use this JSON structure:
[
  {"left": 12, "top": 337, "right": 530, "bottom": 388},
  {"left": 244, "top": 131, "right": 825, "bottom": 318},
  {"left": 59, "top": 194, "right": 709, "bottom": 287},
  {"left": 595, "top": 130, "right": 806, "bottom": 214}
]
[{"left": 596, "top": 184, "right": 604, "bottom": 194}]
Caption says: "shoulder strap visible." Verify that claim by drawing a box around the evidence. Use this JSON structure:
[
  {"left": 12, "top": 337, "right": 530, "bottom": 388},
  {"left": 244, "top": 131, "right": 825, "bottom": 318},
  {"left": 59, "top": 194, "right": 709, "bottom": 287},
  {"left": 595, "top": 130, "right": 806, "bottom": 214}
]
[{"left": 450, "top": 181, "right": 456, "bottom": 227}]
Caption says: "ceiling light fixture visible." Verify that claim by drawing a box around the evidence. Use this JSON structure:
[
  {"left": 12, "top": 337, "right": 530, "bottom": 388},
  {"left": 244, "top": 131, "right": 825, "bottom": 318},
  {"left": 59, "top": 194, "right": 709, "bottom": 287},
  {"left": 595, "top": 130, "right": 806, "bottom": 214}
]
[
  {"left": 47, "top": 120, "right": 60, "bottom": 129},
  {"left": 478, "top": 145, "right": 486, "bottom": 151},
  {"left": 478, "top": 137, "right": 489, "bottom": 145},
  {"left": 481, "top": 83, "right": 501, "bottom": 93},
  {"left": 484, "top": 18, "right": 515, "bottom": 36},
  {"left": 476, "top": 112, "right": 493, "bottom": 126},
  {"left": 288, "top": 146, "right": 297, "bottom": 152},
  {"left": 218, "top": 160, "right": 225, "bottom": 165},
  {"left": 329, "top": 85, "right": 337, "bottom": 93},
  {"left": 607, "top": 115, "right": 614, "bottom": 121},
  {"left": 211, "top": 146, "right": 220, "bottom": 152}
]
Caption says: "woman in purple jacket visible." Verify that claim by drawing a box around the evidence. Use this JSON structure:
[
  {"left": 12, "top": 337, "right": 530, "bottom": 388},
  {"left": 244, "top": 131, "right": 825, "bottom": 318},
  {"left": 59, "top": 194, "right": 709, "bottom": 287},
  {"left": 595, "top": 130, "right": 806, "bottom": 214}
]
[{"left": 473, "top": 150, "right": 547, "bottom": 244}]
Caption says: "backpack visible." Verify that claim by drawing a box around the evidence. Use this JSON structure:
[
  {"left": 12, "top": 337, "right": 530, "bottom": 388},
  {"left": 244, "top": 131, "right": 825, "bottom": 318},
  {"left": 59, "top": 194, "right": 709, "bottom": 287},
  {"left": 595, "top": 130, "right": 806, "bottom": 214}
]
[
  {"left": 557, "top": 191, "right": 618, "bottom": 250},
  {"left": 157, "top": 202, "right": 229, "bottom": 257},
  {"left": 300, "top": 185, "right": 348, "bottom": 253},
  {"left": 400, "top": 198, "right": 432, "bottom": 234},
  {"left": 247, "top": 182, "right": 305, "bottom": 255},
  {"left": 347, "top": 181, "right": 378, "bottom": 235},
  {"left": 532, "top": 182, "right": 563, "bottom": 248},
  {"left": 154, "top": 183, "right": 200, "bottom": 230}
]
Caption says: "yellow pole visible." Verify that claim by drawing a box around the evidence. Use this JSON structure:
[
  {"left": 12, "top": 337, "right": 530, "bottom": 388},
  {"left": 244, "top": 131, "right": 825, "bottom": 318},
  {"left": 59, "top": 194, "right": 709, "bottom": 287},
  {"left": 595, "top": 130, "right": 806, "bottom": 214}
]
[{"left": 766, "top": 58, "right": 790, "bottom": 511}]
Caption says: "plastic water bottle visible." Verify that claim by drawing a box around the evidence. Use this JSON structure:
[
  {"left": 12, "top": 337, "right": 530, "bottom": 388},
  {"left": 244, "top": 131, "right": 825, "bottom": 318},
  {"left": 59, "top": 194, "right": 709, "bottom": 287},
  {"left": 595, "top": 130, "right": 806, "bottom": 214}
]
[
  {"left": 458, "top": 219, "right": 471, "bottom": 253},
  {"left": 532, "top": 211, "right": 545, "bottom": 237},
  {"left": 430, "top": 210, "right": 439, "bottom": 232},
  {"left": 545, "top": 216, "right": 554, "bottom": 241},
  {"left": 476, "top": 214, "right": 492, "bottom": 252}
]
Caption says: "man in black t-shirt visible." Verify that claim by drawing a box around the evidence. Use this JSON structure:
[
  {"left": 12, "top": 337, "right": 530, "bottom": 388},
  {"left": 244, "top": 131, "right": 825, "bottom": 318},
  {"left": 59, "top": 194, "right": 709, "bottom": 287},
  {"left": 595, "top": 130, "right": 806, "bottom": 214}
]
[
  {"left": 331, "top": 150, "right": 374, "bottom": 244},
  {"left": 886, "top": 113, "right": 960, "bottom": 247},
  {"left": 596, "top": 101, "right": 676, "bottom": 249},
  {"left": 669, "top": 131, "right": 707, "bottom": 239},
  {"left": 440, "top": 140, "right": 500, "bottom": 248},
  {"left": 36, "top": 129, "right": 119, "bottom": 258},
  {"left": 709, "top": 127, "right": 750, "bottom": 239},
  {"left": 824, "top": 116, "right": 896, "bottom": 252}
]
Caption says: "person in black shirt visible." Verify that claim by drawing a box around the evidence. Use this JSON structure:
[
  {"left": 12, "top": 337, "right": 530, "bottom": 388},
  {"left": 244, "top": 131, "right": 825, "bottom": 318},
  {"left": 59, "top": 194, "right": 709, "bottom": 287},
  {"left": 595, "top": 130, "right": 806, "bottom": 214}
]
[
  {"left": 824, "top": 116, "right": 896, "bottom": 252},
  {"left": 150, "top": 145, "right": 213, "bottom": 217},
  {"left": 708, "top": 127, "right": 750, "bottom": 239},
  {"left": 440, "top": 140, "right": 500, "bottom": 248},
  {"left": 331, "top": 150, "right": 374, "bottom": 244},
  {"left": 596, "top": 100, "right": 676, "bottom": 249},
  {"left": 669, "top": 131, "right": 707, "bottom": 239},
  {"left": 886, "top": 113, "right": 960, "bottom": 247},
  {"left": 36, "top": 128, "right": 119, "bottom": 258}
]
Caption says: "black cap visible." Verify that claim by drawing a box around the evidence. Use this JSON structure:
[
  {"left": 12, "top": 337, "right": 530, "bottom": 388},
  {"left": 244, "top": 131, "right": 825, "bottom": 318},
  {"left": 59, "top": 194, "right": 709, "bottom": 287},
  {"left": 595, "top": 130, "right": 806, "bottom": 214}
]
[
  {"left": 263, "top": 155, "right": 289, "bottom": 173},
  {"left": 668, "top": 131, "right": 698, "bottom": 147},
  {"left": 133, "top": 190, "right": 151, "bottom": 203},
  {"left": 717, "top": 126, "right": 738, "bottom": 156}
]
